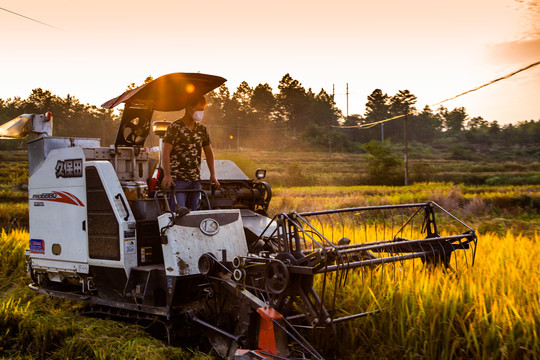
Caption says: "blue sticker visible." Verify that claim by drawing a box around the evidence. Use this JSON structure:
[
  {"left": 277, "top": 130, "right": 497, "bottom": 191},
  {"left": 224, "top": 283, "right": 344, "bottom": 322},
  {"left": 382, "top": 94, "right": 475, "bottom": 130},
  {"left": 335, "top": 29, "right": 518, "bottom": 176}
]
[{"left": 30, "top": 239, "right": 45, "bottom": 254}]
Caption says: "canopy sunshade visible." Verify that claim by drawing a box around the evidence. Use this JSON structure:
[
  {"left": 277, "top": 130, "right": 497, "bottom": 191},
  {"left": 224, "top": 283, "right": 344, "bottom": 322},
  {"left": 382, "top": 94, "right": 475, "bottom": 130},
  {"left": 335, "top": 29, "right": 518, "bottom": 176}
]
[{"left": 102, "top": 73, "right": 226, "bottom": 111}]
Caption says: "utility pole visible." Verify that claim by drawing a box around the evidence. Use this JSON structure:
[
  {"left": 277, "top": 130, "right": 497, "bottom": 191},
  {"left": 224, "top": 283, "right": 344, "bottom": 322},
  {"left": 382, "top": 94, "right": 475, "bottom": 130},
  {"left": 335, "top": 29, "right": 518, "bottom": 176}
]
[
  {"left": 346, "top": 83, "right": 349, "bottom": 117},
  {"left": 328, "top": 125, "right": 332, "bottom": 154},
  {"left": 404, "top": 114, "right": 409, "bottom": 186},
  {"left": 236, "top": 123, "right": 240, "bottom": 152},
  {"left": 381, "top": 123, "right": 384, "bottom": 141},
  {"left": 330, "top": 84, "right": 335, "bottom": 154}
]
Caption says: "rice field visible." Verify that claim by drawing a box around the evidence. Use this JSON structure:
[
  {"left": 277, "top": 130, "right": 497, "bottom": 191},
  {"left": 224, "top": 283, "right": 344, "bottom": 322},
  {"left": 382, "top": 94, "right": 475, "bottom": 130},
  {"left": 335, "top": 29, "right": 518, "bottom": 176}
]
[
  {"left": 270, "top": 183, "right": 540, "bottom": 237},
  {"left": 318, "top": 230, "right": 539, "bottom": 359},
  {"left": 1, "top": 226, "right": 538, "bottom": 359},
  {"left": 0, "top": 229, "right": 211, "bottom": 359},
  {"left": 0, "top": 149, "right": 538, "bottom": 358}
]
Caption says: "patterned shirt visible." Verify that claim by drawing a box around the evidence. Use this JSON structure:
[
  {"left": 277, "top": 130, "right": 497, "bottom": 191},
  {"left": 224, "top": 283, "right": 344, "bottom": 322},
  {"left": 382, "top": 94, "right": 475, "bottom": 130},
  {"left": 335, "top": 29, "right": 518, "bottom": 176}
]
[{"left": 163, "top": 119, "right": 211, "bottom": 181}]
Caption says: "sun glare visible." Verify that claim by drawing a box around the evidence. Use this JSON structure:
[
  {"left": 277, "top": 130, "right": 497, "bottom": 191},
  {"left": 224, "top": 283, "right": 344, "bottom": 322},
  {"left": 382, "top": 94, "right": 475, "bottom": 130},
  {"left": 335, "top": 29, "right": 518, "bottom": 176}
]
[{"left": 185, "top": 83, "right": 195, "bottom": 93}]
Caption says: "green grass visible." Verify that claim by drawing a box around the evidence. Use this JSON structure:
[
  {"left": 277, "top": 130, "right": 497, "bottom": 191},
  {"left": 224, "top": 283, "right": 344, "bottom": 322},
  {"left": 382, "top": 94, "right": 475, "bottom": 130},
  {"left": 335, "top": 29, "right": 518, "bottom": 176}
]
[
  {"left": 0, "top": 203, "right": 28, "bottom": 230},
  {"left": 215, "top": 149, "right": 540, "bottom": 187},
  {"left": 0, "top": 159, "right": 28, "bottom": 203}
]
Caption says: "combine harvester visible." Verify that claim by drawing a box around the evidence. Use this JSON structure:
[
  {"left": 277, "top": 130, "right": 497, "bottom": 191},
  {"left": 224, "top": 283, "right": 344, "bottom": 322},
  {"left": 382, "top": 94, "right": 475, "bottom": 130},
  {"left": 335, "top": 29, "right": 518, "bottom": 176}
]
[{"left": 1, "top": 73, "right": 477, "bottom": 359}]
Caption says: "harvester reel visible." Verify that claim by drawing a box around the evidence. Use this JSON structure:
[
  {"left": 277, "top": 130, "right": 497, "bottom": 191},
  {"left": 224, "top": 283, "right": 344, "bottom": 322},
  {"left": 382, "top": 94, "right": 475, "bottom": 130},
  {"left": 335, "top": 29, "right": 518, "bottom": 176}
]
[{"left": 265, "top": 259, "right": 290, "bottom": 294}]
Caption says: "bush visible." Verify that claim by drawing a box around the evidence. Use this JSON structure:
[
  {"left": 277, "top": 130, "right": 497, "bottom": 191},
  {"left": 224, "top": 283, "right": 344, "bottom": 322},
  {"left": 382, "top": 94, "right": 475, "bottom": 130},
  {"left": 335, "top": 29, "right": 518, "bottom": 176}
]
[
  {"left": 283, "top": 162, "right": 313, "bottom": 186},
  {"left": 362, "top": 140, "right": 403, "bottom": 185},
  {"left": 410, "top": 162, "right": 435, "bottom": 183},
  {"left": 302, "top": 124, "right": 361, "bottom": 153},
  {"left": 448, "top": 144, "right": 476, "bottom": 160},
  {"left": 486, "top": 175, "right": 540, "bottom": 186}
]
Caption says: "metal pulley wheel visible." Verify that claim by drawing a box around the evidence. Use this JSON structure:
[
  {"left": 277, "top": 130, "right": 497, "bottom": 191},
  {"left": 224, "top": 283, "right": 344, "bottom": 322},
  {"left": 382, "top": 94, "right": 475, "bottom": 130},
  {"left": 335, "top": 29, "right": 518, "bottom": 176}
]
[
  {"left": 264, "top": 260, "right": 290, "bottom": 294},
  {"left": 233, "top": 268, "right": 246, "bottom": 282},
  {"left": 232, "top": 256, "right": 245, "bottom": 269},
  {"left": 198, "top": 253, "right": 216, "bottom": 275}
]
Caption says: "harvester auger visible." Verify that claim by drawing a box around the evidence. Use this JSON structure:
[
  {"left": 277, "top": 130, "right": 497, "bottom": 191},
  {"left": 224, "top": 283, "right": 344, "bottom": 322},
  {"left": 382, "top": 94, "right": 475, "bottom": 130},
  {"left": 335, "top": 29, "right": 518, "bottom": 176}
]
[{"left": 1, "top": 73, "right": 478, "bottom": 359}]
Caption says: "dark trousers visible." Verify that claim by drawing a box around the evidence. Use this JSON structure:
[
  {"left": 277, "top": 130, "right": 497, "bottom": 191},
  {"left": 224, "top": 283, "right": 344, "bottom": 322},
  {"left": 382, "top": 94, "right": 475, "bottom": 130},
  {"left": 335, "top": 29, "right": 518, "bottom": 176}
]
[{"left": 170, "top": 180, "right": 201, "bottom": 211}]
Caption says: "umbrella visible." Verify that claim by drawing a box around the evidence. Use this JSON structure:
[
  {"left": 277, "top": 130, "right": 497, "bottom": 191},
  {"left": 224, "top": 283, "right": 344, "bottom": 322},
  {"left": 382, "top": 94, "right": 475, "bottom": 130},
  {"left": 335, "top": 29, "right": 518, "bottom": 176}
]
[{"left": 102, "top": 72, "right": 227, "bottom": 111}]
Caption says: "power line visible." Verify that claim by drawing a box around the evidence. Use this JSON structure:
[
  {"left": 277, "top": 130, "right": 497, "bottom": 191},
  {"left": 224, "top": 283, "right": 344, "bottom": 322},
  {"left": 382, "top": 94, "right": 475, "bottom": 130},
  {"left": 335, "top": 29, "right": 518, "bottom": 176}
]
[
  {"left": 0, "top": 7, "right": 62, "bottom": 30},
  {"left": 432, "top": 60, "right": 540, "bottom": 107},
  {"left": 335, "top": 60, "right": 540, "bottom": 129},
  {"left": 206, "top": 124, "right": 288, "bottom": 131}
]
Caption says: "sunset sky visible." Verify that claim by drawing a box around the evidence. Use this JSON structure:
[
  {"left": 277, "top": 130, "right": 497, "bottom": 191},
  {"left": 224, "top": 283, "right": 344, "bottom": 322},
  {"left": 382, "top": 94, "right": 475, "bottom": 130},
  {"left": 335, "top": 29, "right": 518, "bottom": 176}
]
[{"left": 1, "top": 0, "right": 539, "bottom": 125}]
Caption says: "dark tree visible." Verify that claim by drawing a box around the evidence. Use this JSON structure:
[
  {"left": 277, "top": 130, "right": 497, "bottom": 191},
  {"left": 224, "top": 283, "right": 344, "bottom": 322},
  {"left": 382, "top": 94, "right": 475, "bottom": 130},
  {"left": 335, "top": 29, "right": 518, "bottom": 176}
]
[
  {"left": 365, "top": 89, "right": 390, "bottom": 121},
  {"left": 362, "top": 89, "right": 391, "bottom": 141},
  {"left": 277, "top": 74, "right": 310, "bottom": 132},
  {"left": 409, "top": 105, "right": 443, "bottom": 143},
  {"left": 389, "top": 90, "right": 417, "bottom": 118},
  {"left": 250, "top": 83, "right": 277, "bottom": 127},
  {"left": 441, "top": 106, "right": 468, "bottom": 134},
  {"left": 310, "top": 89, "right": 340, "bottom": 128}
]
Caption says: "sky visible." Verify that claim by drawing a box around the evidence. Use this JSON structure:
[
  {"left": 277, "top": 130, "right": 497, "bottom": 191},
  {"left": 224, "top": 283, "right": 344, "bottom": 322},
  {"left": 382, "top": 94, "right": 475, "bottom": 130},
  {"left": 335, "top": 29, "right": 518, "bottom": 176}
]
[{"left": 1, "top": 0, "right": 539, "bottom": 125}]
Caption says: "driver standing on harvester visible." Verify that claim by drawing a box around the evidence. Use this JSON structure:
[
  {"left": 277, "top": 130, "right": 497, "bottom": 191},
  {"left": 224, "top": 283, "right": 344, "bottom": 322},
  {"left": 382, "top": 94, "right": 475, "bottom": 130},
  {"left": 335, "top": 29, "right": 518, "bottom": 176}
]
[{"left": 161, "top": 95, "right": 220, "bottom": 210}]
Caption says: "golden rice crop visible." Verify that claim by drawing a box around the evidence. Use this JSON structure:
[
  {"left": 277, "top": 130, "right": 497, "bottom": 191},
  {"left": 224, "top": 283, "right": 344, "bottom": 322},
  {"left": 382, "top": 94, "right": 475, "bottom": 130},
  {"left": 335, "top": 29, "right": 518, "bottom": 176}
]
[
  {"left": 272, "top": 183, "right": 540, "bottom": 213},
  {"left": 0, "top": 203, "right": 28, "bottom": 231},
  {"left": 0, "top": 228, "right": 28, "bottom": 289},
  {"left": 271, "top": 183, "right": 540, "bottom": 237},
  {"left": 321, "top": 230, "right": 539, "bottom": 359},
  {"left": 1, "top": 228, "right": 538, "bottom": 359},
  {"left": 0, "top": 230, "right": 210, "bottom": 359}
]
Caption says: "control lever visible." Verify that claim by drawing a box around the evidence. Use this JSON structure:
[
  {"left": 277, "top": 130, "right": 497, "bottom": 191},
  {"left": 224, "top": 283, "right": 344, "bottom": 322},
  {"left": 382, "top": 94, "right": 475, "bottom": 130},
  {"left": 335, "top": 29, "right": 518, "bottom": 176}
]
[{"left": 210, "top": 183, "right": 215, "bottom": 208}]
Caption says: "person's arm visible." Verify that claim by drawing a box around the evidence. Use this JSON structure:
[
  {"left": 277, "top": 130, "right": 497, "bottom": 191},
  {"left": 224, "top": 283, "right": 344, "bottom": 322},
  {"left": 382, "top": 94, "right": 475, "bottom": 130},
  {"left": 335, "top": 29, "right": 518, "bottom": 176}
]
[
  {"left": 203, "top": 144, "right": 220, "bottom": 188},
  {"left": 161, "top": 142, "right": 174, "bottom": 188}
]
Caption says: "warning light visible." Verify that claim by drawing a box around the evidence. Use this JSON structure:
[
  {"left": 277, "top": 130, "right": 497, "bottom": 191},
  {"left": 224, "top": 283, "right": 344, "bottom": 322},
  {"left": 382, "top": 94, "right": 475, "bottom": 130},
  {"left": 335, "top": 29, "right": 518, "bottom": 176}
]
[
  {"left": 152, "top": 121, "right": 171, "bottom": 137},
  {"left": 185, "top": 83, "right": 195, "bottom": 93}
]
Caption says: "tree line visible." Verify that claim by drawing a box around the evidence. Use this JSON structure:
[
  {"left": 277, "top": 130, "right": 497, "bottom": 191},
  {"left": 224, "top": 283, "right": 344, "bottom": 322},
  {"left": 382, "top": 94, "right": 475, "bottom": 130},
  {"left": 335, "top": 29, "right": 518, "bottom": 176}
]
[
  {"left": 1, "top": 74, "right": 539, "bottom": 152},
  {"left": 205, "top": 78, "right": 539, "bottom": 152}
]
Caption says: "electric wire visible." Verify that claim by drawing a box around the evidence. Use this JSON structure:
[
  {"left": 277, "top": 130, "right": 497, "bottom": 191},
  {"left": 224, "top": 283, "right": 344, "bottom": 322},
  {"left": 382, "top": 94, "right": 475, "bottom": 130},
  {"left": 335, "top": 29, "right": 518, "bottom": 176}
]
[
  {"left": 205, "top": 124, "right": 288, "bottom": 131},
  {"left": 334, "top": 60, "right": 540, "bottom": 129},
  {"left": 0, "top": 6, "right": 62, "bottom": 30}
]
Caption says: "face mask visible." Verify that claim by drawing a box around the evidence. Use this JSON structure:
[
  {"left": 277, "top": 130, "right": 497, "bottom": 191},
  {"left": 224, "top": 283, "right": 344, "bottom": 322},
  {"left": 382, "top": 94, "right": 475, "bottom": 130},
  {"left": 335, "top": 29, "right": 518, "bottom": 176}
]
[{"left": 192, "top": 111, "right": 204, "bottom": 122}]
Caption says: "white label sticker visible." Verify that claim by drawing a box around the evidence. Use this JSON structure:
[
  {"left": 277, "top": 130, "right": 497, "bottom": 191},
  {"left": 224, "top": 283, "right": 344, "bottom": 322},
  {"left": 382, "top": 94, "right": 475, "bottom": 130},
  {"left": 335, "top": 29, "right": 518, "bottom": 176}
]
[
  {"left": 124, "top": 239, "right": 136, "bottom": 254},
  {"left": 78, "top": 264, "right": 89, "bottom": 274}
]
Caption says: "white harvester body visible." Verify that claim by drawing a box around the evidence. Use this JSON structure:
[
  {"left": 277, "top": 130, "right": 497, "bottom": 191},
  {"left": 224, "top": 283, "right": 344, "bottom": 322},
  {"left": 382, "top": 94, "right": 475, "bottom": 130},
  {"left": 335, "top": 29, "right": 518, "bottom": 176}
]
[
  {"left": 24, "top": 131, "right": 252, "bottom": 289},
  {"left": 158, "top": 209, "right": 248, "bottom": 276}
]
